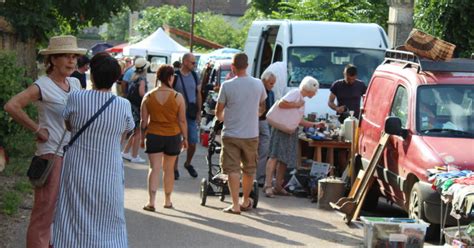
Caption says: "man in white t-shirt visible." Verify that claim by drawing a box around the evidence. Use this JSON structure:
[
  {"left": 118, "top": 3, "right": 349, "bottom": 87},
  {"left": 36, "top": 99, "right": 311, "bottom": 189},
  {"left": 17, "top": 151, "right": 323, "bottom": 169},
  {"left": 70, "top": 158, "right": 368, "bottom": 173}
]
[
  {"left": 216, "top": 53, "right": 267, "bottom": 214},
  {"left": 265, "top": 61, "right": 288, "bottom": 100}
]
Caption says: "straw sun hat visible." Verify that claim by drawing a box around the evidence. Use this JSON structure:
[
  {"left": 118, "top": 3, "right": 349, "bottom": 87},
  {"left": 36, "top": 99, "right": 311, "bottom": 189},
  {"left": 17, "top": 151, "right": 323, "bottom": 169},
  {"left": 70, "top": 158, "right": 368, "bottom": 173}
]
[
  {"left": 39, "top": 35, "right": 87, "bottom": 55},
  {"left": 134, "top": 57, "right": 150, "bottom": 72}
]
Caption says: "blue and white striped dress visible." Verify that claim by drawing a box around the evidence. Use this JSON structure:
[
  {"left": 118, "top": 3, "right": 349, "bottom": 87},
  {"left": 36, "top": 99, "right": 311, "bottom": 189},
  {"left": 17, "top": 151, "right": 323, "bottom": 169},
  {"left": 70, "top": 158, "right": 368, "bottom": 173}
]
[{"left": 53, "top": 90, "right": 134, "bottom": 248}]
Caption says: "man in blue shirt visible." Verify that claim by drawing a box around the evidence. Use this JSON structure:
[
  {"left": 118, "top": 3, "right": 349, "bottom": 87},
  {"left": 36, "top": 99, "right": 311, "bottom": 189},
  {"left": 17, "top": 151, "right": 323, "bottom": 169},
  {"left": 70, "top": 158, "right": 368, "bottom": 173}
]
[{"left": 173, "top": 53, "right": 202, "bottom": 179}]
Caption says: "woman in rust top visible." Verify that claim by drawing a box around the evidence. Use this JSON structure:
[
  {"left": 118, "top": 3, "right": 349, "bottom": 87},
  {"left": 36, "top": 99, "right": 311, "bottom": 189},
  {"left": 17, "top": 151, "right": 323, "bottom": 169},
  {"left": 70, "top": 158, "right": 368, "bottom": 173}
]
[{"left": 141, "top": 64, "right": 188, "bottom": 211}]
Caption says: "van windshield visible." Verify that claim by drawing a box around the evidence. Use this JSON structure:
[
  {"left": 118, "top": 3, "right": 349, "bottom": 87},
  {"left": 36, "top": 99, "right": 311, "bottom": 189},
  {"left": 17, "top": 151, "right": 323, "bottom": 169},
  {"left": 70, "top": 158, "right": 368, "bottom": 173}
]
[
  {"left": 287, "top": 47, "right": 385, "bottom": 88},
  {"left": 417, "top": 85, "right": 474, "bottom": 138}
]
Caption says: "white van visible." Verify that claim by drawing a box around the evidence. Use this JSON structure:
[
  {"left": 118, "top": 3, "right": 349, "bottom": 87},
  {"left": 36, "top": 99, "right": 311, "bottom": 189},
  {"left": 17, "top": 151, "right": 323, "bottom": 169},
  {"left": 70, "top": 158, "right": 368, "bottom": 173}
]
[{"left": 244, "top": 20, "right": 390, "bottom": 116}]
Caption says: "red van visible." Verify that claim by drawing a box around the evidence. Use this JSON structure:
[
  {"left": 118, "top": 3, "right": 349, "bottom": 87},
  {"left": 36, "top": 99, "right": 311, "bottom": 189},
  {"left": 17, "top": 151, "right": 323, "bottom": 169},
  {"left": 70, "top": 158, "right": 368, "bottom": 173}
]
[{"left": 357, "top": 50, "right": 474, "bottom": 237}]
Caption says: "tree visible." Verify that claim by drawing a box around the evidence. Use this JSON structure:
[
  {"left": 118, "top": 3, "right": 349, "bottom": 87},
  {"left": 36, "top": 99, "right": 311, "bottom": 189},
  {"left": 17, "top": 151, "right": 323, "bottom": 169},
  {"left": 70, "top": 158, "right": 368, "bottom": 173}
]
[
  {"left": 250, "top": 0, "right": 388, "bottom": 29},
  {"left": 0, "top": 0, "right": 140, "bottom": 44},
  {"left": 414, "top": 0, "right": 474, "bottom": 57},
  {"left": 101, "top": 9, "right": 130, "bottom": 41},
  {"left": 133, "top": 5, "right": 246, "bottom": 50},
  {"left": 134, "top": 5, "right": 191, "bottom": 43},
  {"left": 194, "top": 12, "right": 242, "bottom": 49},
  {"left": 250, "top": 0, "right": 282, "bottom": 16}
]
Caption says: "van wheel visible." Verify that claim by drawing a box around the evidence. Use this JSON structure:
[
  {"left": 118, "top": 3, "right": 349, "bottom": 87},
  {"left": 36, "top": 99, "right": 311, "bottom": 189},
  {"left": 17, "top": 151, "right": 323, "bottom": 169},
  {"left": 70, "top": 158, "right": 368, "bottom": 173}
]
[{"left": 408, "top": 182, "right": 440, "bottom": 241}]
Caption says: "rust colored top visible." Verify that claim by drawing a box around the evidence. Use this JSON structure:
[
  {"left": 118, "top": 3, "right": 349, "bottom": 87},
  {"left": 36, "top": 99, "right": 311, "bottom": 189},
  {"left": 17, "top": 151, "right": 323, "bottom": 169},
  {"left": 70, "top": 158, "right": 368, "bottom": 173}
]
[{"left": 144, "top": 88, "right": 180, "bottom": 136}]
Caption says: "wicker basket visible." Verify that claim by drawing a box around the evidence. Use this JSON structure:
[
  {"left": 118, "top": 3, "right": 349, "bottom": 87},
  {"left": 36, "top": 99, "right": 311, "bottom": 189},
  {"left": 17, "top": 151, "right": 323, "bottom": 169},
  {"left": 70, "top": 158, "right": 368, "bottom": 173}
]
[{"left": 404, "top": 29, "right": 456, "bottom": 61}]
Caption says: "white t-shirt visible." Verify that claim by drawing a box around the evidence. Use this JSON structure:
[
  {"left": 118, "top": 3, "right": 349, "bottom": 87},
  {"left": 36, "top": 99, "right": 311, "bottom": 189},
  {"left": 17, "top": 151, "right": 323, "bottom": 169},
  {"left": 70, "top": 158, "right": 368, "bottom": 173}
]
[
  {"left": 281, "top": 88, "right": 305, "bottom": 115},
  {"left": 264, "top": 61, "right": 288, "bottom": 100},
  {"left": 34, "top": 76, "right": 81, "bottom": 156},
  {"left": 217, "top": 76, "right": 267, "bottom": 139}
]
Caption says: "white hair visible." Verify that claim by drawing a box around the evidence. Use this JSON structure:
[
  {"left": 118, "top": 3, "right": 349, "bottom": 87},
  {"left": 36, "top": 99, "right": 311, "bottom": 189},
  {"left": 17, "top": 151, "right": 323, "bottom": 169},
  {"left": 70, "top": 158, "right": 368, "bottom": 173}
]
[
  {"left": 299, "top": 76, "right": 319, "bottom": 92},
  {"left": 260, "top": 69, "right": 276, "bottom": 81}
]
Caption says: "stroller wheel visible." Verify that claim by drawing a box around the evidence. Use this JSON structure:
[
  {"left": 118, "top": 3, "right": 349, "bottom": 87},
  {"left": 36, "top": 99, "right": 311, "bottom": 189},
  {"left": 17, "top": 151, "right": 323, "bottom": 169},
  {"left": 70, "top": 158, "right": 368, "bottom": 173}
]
[
  {"left": 200, "top": 178, "right": 208, "bottom": 206},
  {"left": 220, "top": 194, "right": 225, "bottom": 202},
  {"left": 250, "top": 180, "right": 259, "bottom": 208}
]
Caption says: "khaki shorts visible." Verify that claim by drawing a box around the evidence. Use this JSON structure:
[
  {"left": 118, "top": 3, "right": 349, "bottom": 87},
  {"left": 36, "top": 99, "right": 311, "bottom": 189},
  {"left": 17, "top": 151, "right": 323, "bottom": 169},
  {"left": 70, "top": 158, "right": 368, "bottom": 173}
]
[{"left": 220, "top": 136, "right": 259, "bottom": 175}]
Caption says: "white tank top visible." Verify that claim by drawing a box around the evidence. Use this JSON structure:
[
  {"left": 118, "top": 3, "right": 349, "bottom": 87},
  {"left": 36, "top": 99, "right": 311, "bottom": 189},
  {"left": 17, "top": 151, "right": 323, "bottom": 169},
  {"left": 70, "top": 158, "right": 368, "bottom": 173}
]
[{"left": 34, "top": 76, "right": 81, "bottom": 156}]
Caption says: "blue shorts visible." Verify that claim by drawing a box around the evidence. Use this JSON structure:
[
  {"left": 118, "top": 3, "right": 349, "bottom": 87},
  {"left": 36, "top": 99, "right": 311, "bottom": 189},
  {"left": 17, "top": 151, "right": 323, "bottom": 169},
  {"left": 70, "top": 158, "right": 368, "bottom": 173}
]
[{"left": 187, "top": 117, "right": 199, "bottom": 144}]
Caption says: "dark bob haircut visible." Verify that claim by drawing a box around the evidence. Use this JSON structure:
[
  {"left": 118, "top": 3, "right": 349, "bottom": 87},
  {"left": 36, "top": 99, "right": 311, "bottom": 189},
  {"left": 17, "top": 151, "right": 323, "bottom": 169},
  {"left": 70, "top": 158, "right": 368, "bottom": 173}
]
[
  {"left": 90, "top": 52, "right": 121, "bottom": 89},
  {"left": 156, "top": 64, "right": 175, "bottom": 88}
]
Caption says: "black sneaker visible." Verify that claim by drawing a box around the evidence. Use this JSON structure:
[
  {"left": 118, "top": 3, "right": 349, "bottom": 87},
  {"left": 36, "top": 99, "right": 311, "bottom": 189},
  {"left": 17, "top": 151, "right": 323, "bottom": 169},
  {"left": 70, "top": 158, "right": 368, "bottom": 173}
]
[
  {"left": 174, "top": 170, "right": 180, "bottom": 180},
  {"left": 184, "top": 164, "right": 198, "bottom": 178}
]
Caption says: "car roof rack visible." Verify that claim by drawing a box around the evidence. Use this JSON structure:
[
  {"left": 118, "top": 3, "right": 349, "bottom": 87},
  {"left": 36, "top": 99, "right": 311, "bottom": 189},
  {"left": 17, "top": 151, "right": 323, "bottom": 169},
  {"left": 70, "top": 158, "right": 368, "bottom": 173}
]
[{"left": 384, "top": 49, "right": 474, "bottom": 73}]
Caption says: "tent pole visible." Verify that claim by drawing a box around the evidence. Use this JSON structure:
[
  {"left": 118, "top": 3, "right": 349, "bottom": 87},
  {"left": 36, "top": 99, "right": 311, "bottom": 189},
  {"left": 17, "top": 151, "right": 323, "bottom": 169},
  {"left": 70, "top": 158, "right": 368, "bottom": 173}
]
[{"left": 190, "top": 0, "right": 195, "bottom": 53}]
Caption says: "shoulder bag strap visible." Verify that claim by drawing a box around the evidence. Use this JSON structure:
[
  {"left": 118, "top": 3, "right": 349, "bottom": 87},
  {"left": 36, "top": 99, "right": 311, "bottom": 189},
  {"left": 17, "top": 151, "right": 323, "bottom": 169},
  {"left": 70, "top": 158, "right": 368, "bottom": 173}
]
[
  {"left": 63, "top": 95, "right": 116, "bottom": 152},
  {"left": 177, "top": 72, "right": 190, "bottom": 103}
]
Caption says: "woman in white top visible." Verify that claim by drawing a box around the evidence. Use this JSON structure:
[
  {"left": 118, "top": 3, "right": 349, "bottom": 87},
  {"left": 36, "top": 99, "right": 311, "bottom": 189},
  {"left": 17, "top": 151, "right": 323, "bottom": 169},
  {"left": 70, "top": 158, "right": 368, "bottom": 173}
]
[{"left": 4, "top": 35, "right": 85, "bottom": 248}]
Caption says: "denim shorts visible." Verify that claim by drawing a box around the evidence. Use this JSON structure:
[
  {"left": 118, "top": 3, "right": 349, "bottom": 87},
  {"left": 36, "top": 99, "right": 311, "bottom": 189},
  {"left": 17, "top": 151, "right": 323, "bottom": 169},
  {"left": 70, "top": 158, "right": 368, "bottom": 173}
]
[{"left": 187, "top": 117, "right": 199, "bottom": 144}]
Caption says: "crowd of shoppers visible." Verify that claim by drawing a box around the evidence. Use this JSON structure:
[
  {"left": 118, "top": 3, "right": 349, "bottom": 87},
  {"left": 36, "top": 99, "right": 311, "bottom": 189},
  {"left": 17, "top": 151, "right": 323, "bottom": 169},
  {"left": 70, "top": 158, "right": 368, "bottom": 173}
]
[{"left": 3, "top": 31, "right": 366, "bottom": 245}]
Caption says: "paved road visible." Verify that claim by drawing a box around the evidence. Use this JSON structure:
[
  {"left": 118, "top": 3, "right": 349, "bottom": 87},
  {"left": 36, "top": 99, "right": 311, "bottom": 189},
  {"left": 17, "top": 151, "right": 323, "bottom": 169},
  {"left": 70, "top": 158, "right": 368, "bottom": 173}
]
[
  {"left": 11, "top": 130, "right": 444, "bottom": 247},
  {"left": 125, "top": 144, "right": 365, "bottom": 247}
]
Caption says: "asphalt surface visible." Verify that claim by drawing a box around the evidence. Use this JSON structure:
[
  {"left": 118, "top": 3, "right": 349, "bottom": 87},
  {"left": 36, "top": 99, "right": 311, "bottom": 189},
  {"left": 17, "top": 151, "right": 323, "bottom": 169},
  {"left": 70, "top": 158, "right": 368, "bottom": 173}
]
[{"left": 124, "top": 144, "right": 368, "bottom": 248}]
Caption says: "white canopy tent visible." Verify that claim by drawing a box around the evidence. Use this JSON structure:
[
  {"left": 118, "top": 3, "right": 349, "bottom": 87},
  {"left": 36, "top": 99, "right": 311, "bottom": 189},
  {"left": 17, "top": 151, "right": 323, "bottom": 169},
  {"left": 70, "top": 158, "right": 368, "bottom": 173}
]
[{"left": 123, "top": 27, "right": 188, "bottom": 57}]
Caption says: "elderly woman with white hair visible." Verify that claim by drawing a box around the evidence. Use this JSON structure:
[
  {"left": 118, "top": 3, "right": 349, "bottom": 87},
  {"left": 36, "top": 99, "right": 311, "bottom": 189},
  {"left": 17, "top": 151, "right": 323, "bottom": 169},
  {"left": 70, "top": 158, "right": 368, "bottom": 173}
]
[{"left": 263, "top": 76, "right": 325, "bottom": 197}]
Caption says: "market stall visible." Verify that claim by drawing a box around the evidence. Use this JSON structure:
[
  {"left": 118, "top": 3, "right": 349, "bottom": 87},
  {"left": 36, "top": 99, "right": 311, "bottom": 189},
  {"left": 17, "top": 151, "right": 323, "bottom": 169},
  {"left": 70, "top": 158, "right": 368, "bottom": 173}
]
[{"left": 429, "top": 168, "right": 474, "bottom": 246}]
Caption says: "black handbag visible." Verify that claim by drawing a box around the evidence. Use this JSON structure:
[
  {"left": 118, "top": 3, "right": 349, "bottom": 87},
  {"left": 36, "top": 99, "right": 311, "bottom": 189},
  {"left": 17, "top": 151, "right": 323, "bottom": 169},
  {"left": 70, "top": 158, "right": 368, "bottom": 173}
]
[
  {"left": 27, "top": 95, "right": 116, "bottom": 188},
  {"left": 27, "top": 131, "right": 66, "bottom": 188}
]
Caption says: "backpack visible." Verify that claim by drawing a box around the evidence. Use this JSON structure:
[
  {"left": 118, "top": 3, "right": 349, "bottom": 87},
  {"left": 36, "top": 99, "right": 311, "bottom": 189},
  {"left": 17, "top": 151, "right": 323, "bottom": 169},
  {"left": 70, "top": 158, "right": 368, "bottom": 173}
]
[{"left": 127, "top": 76, "right": 145, "bottom": 107}]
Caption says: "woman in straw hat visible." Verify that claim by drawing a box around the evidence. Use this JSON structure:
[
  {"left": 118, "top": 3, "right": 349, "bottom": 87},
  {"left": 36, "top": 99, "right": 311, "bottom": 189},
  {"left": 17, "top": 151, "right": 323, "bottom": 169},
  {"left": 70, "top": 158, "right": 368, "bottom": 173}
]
[
  {"left": 53, "top": 52, "right": 134, "bottom": 247},
  {"left": 4, "top": 35, "right": 86, "bottom": 248}
]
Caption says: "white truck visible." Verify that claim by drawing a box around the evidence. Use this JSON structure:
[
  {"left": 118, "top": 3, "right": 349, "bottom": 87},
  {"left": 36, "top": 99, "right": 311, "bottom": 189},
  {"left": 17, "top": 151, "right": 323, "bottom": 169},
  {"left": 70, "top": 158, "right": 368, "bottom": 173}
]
[{"left": 244, "top": 20, "right": 390, "bottom": 116}]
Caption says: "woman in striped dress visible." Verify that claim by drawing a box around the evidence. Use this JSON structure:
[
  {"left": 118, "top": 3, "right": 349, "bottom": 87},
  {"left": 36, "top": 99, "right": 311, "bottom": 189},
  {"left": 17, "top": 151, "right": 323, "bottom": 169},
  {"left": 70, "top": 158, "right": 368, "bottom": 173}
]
[{"left": 53, "top": 53, "right": 134, "bottom": 247}]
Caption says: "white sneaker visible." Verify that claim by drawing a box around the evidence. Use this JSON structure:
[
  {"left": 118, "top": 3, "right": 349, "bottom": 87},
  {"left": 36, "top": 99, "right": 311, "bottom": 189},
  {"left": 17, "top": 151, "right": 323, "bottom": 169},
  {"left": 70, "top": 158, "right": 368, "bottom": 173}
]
[
  {"left": 122, "top": 152, "right": 132, "bottom": 161},
  {"left": 131, "top": 156, "right": 146, "bottom": 163}
]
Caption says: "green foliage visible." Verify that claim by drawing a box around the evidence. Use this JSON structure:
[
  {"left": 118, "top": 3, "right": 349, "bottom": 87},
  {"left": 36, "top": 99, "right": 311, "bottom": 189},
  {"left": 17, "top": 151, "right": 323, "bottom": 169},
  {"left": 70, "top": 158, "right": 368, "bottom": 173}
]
[
  {"left": 14, "top": 179, "right": 33, "bottom": 194},
  {"left": 0, "top": 0, "right": 140, "bottom": 43},
  {"left": 194, "top": 12, "right": 242, "bottom": 49},
  {"left": 0, "top": 52, "right": 35, "bottom": 153},
  {"left": 272, "top": 0, "right": 357, "bottom": 22},
  {"left": 134, "top": 5, "right": 247, "bottom": 50},
  {"left": 102, "top": 8, "right": 130, "bottom": 41},
  {"left": 134, "top": 5, "right": 191, "bottom": 42},
  {"left": 250, "top": 0, "right": 282, "bottom": 16},
  {"left": 414, "top": 0, "right": 474, "bottom": 57},
  {"left": 2, "top": 156, "right": 31, "bottom": 177},
  {"left": 251, "top": 0, "right": 388, "bottom": 29},
  {"left": 0, "top": 191, "right": 21, "bottom": 216}
]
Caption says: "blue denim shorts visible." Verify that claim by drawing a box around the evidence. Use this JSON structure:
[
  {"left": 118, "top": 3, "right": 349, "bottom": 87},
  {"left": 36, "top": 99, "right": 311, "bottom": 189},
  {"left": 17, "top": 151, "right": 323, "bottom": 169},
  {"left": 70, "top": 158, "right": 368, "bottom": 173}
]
[{"left": 187, "top": 117, "right": 199, "bottom": 144}]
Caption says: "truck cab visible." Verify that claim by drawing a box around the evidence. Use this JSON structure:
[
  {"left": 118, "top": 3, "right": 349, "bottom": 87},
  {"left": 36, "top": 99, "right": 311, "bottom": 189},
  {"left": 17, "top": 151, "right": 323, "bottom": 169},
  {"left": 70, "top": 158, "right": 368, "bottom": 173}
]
[{"left": 244, "top": 20, "right": 389, "bottom": 116}]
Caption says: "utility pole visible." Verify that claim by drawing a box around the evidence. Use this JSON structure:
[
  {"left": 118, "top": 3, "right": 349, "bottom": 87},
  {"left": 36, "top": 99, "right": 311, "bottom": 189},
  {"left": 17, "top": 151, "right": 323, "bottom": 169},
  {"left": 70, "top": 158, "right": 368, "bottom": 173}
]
[{"left": 190, "top": 0, "right": 195, "bottom": 52}]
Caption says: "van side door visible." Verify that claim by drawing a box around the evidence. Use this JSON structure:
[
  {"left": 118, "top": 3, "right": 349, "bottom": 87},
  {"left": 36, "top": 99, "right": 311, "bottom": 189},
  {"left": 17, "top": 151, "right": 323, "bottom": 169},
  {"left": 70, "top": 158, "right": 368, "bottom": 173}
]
[
  {"left": 359, "top": 75, "right": 397, "bottom": 197},
  {"left": 385, "top": 83, "right": 410, "bottom": 203}
]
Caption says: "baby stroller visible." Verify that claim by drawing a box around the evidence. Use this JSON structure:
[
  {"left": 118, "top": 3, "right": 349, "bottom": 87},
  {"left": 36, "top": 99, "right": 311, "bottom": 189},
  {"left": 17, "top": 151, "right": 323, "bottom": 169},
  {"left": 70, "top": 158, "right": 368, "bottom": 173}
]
[{"left": 199, "top": 93, "right": 259, "bottom": 208}]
